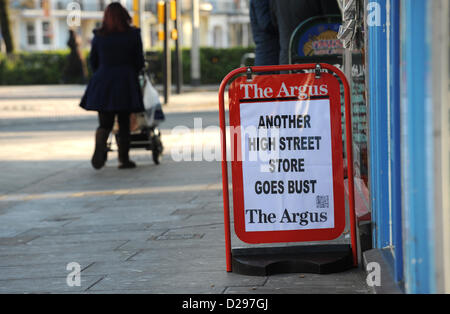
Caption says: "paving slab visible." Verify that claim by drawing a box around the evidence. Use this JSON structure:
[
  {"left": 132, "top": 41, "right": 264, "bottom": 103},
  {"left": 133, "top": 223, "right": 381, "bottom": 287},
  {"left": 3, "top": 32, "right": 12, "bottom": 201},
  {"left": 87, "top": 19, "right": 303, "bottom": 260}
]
[
  {"left": 0, "top": 262, "right": 94, "bottom": 281},
  {"left": 0, "top": 275, "right": 105, "bottom": 294},
  {"left": 88, "top": 270, "right": 266, "bottom": 293}
]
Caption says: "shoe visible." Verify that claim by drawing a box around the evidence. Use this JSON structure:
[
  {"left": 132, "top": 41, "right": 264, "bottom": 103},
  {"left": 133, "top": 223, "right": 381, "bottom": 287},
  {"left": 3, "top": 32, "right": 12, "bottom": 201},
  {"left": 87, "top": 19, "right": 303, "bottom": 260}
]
[
  {"left": 91, "top": 128, "right": 110, "bottom": 170},
  {"left": 117, "top": 132, "right": 137, "bottom": 169}
]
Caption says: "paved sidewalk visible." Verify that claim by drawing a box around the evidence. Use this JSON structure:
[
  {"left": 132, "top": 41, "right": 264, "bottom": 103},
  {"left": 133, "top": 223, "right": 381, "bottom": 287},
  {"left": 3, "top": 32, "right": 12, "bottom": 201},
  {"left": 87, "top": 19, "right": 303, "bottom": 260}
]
[
  {"left": 0, "top": 84, "right": 222, "bottom": 125},
  {"left": 0, "top": 85, "right": 370, "bottom": 294}
]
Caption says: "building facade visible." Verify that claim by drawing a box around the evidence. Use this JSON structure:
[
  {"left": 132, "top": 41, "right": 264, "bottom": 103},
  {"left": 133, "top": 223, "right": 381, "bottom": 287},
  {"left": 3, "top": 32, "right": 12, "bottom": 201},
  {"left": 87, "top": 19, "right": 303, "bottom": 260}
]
[
  {"left": 7, "top": 0, "right": 252, "bottom": 52},
  {"left": 340, "top": 0, "right": 449, "bottom": 293},
  {"left": 207, "top": 0, "right": 251, "bottom": 48},
  {"left": 8, "top": 0, "right": 156, "bottom": 51}
]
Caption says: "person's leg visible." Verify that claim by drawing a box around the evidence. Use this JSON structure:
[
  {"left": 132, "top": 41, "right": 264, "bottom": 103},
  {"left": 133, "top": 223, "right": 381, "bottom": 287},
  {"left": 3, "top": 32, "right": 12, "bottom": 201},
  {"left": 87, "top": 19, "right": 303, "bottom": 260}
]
[
  {"left": 117, "top": 112, "right": 136, "bottom": 169},
  {"left": 91, "top": 111, "right": 114, "bottom": 169},
  {"left": 98, "top": 111, "right": 115, "bottom": 131}
]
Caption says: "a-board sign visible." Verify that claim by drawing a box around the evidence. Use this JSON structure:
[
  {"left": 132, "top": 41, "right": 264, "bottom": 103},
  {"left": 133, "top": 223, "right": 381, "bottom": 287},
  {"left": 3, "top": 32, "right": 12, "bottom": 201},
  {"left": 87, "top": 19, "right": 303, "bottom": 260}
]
[{"left": 228, "top": 72, "right": 345, "bottom": 244}]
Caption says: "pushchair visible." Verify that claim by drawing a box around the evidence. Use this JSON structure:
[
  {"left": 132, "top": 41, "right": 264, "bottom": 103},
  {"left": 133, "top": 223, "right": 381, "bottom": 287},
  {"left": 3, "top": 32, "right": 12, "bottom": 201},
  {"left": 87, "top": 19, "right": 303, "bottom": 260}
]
[{"left": 107, "top": 63, "right": 165, "bottom": 164}]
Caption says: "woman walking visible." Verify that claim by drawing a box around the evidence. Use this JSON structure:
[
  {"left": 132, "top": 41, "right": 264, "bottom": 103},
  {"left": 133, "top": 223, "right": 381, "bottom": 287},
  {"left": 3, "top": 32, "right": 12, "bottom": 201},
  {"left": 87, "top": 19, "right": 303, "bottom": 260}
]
[{"left": 80, "top": 2, "right": 145, "bottom": 169}]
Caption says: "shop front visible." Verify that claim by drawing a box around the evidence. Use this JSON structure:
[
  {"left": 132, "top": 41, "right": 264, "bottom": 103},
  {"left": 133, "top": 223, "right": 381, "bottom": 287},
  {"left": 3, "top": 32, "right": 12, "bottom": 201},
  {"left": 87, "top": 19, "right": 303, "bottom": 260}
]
[{"left": 340, "top": 0, "right": 449, "bottom": 293}]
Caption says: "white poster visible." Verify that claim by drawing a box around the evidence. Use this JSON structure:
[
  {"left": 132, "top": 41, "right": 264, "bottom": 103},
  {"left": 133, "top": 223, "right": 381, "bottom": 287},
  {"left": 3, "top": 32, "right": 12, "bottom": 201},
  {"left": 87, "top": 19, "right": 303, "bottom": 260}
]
[{"left": 239, "top": 98, "right": 335, "bottom": 232}]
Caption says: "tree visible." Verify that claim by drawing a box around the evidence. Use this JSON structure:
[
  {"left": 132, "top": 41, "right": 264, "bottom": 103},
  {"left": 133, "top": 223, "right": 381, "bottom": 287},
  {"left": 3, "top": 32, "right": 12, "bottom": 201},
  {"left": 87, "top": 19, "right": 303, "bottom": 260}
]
[{"left": 0, "top": 0, "right": 14, "bottom": 54}]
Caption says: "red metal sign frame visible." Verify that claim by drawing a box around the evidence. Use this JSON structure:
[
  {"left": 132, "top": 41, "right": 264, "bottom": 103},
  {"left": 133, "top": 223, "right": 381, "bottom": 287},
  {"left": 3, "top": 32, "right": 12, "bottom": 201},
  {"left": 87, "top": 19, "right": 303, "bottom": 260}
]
[{"left": 218, "top": 64, "right": 357, "bottom": 272}]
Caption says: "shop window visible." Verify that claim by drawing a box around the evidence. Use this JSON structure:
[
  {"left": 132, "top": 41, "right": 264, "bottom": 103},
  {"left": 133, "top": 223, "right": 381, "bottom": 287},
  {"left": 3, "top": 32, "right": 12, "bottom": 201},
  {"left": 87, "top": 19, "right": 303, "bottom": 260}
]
[
  {"left": 351, "top": 53, "right": 368, "bottom": 186},
  {"left": 338, "top": 0, "right": 370, "bottom": 230}
]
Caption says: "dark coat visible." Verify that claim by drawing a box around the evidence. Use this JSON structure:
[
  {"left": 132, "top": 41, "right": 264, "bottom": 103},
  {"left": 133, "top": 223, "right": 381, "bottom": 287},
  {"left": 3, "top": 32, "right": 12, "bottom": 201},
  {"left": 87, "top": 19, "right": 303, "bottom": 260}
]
[
  {"left": 80, "top": 27, "right": 145, "bottom": 113},
  {"left": 270, "top": 0, "right": 341, "bottom": 65},
  {"left": 250, "top": 0, "right": 279, "bottom": 66}
]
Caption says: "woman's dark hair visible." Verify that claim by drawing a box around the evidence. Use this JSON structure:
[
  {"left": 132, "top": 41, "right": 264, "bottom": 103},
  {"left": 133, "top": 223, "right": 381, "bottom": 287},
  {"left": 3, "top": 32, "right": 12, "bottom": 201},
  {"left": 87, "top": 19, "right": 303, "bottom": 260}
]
[{"left": 98, "top": 2, "right": 132, "bottom": 35}]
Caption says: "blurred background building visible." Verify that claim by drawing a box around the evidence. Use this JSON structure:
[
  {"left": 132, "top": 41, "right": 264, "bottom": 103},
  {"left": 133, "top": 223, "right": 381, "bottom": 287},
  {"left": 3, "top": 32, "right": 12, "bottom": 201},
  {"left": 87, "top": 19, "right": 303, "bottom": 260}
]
[{"left": 7, "top": 0, "right": 252, "bottom": 51}]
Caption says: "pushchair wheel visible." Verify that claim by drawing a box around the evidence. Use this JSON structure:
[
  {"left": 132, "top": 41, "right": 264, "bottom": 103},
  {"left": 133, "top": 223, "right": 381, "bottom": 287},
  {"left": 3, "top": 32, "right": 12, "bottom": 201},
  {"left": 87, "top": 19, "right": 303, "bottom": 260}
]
[{"left": 152, "top": 132, "right": 163, "bottom": 165}]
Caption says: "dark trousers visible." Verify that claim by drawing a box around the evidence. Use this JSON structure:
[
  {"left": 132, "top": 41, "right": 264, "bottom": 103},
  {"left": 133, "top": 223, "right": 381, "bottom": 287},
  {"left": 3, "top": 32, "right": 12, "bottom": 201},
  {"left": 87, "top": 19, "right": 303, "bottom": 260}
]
[
  {"left": 98, "top": 111, "right": 130, "bottom": 135},
  {"left": 98, "top": 111, "right": 131, "bottom": 162}
]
